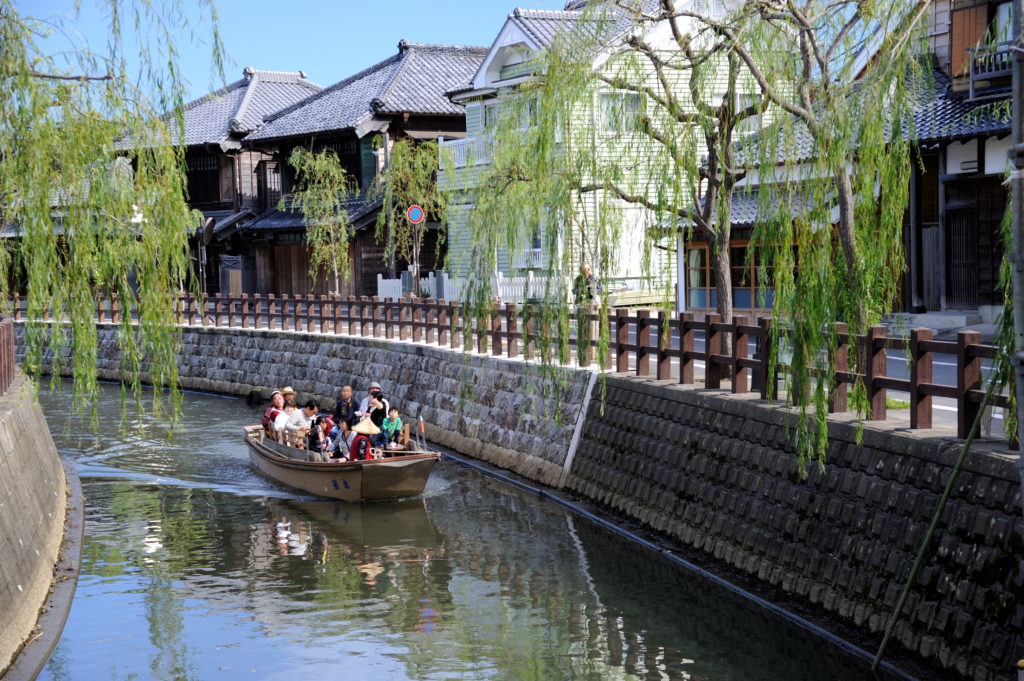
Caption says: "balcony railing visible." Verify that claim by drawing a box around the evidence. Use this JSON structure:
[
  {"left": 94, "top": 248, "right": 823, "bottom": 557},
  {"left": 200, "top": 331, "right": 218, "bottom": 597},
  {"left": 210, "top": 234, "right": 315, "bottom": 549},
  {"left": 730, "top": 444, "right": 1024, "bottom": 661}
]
[
  {"left": 439, "top": 137, "right": 490, "bottom": 169},
  {"left": 968, "top": 41, "right": 1012, "bottom": 101}
]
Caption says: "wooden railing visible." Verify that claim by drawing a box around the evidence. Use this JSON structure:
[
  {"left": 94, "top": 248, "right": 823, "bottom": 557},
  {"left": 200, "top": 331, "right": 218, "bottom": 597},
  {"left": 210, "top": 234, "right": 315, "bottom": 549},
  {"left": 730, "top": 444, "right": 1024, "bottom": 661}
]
[
  {"left": 10, "top": 293, "right": 1013, "bottom": 446},
  {"left": 0, "top": 316, "right": 13, "bottom": 397}
]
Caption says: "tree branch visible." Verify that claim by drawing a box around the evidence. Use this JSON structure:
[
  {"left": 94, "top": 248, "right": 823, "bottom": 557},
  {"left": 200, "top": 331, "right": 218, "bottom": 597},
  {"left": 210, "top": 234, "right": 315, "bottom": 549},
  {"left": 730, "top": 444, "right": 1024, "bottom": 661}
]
[{"left": 30, "top": 70, "right": 114, "bottom": 82}]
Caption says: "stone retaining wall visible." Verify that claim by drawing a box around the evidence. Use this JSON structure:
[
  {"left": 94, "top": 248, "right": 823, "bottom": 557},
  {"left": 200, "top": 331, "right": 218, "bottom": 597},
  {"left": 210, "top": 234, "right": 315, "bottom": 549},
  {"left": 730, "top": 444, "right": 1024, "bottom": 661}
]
[
  {"left": 565, "top": 375, "right": 1023, "bottom": 681},
  {"left": 0, "top": 371, "right": 67, "bottom": 675},
  {"left": 19, "top": 324, "right": 590, "bottom": 487},
  {"left": 20, "top": 323, "right": 1023, "bottom": 679}
]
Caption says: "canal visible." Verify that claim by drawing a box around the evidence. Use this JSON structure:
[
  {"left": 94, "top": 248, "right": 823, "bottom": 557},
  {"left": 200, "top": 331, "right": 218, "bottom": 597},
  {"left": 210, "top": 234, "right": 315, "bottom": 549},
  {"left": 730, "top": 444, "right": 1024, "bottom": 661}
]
[{"left": 36, "top": 382, "right": 906, "bottom": 681}]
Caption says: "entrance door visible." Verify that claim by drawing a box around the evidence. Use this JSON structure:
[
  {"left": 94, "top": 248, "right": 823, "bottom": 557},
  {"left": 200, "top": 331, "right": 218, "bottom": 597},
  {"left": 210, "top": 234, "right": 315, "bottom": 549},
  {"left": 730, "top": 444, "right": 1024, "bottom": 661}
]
[{"left": 946, "top": 208, "right": 978, "bottom": 309}]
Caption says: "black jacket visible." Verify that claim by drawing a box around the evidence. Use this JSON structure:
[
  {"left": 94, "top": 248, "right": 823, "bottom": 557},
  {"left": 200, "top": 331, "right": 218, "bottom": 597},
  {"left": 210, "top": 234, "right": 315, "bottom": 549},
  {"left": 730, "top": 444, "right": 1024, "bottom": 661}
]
[{"left": 333, "top": 398, "right": 357, "bottom": 427}]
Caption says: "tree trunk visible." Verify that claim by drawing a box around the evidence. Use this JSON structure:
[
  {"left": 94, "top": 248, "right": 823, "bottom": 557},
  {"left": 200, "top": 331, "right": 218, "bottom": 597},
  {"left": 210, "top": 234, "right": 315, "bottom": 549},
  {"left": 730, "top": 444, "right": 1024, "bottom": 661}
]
[
  {"left": 835, "top": 169, "right": 867, "bottom": 330},
  {"left": 710, "top": 224, "right": 734, "bottom": 362}
]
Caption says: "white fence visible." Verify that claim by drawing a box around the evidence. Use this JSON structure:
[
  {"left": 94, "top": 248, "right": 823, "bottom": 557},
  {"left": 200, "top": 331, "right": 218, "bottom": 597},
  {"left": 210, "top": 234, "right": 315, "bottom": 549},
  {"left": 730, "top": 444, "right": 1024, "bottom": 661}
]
[
  {"left": 378, "top": 271, "right": 664, "bottom": 305},
  {"left": 438, "top": 137, "right": 490, "bottom": 169}
]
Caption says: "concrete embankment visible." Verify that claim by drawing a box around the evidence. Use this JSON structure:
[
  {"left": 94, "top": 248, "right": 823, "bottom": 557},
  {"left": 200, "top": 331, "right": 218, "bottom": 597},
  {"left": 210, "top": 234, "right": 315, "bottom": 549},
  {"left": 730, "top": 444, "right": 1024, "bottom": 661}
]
[
  {"left": 0, "top": 371, "right": 73, "bottom": 678},
  {"left": 17, "top": 322, "right": 1023, "bottom": 681}
]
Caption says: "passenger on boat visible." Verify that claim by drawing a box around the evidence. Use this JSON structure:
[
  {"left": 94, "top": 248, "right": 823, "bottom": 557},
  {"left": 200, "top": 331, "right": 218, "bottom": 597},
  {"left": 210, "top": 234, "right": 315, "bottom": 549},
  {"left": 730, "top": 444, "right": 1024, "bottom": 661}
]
[
  {"left": 379, "top": 408, "right": 403, "bottom": 449},
  {"left": 329, "top": 419, "right": 356, "bottom": 460},
  {"left": 281, "top": 386, "right": 297, "bottom": 409},
  {"left": 350, "top": 419, "right": 378, "bottom": 461},
  {"left": 363, "top": 395, "right": 388, "bottom": 432},
  {"left": 358, "top": 382, "right": 389, "bottom": 417},
  {"left": 285, "top": 399, "right": 320, "bottom": 445},
  {"left": 332, "top": 385, "right": 358, "bottom": 427},
  {"left": 262, "top": 390, "right": 284, "bottom": 437},
  {"left": 306, "top": 414, "right": 334, "bottom": 454},
  {"left": 272, "top": 403, "right": 295, "bottom": 442}
]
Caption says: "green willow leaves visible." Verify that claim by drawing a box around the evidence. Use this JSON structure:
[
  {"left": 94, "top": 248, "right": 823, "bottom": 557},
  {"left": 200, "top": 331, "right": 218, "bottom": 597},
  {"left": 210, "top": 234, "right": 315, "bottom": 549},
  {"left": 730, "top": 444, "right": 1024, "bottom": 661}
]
[
  {"left": 0, "top": 0, "right": 223, "bottom": 421},
  {"left": 443, "top": 0, "right": 930, "bottom": 472},
  {"left": 286, "top": 148, "right": 357, "bottom": 294},
  {"left": 374, "top": 138, "right": 449, "bottom": 297}
]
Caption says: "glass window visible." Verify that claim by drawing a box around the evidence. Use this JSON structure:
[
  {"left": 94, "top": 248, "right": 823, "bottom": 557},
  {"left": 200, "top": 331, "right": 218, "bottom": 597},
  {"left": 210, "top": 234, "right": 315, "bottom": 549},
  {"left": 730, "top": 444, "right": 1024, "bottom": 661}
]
[{"left": 601, "top": 93, "right": 643, "bottom": 133}]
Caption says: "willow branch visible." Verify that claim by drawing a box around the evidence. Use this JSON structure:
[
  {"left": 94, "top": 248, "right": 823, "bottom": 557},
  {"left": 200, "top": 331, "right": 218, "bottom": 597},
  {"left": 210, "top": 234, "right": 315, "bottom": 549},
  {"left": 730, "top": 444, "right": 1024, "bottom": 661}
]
[{"left": 30, "top": 70, "right": 114, "bottom": 82}]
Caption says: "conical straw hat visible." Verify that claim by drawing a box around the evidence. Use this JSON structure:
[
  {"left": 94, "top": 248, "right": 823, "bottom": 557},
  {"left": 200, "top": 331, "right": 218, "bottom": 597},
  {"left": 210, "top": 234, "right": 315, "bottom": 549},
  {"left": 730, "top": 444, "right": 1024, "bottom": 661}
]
[{"left": 352, "top": 419, "right": 380, "bottom": 435}]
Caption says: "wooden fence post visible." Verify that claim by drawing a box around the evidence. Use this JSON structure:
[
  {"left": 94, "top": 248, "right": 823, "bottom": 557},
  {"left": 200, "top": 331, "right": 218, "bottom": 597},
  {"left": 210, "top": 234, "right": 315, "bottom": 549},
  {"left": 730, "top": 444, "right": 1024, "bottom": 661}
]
[
  {"left": 680, "top": 313, "right": 694, "bottom": 384},
  {"left": 491, "top": 305, "right": 502, "bottom": 356},
  {"left": 253, "top": 294, "right": 264, "bottom": 329},
  {"left": 865, "top": 324, "right": 888, "bottom": 420},
  {"left": 657, "top": 310, "right": 672, "bottom": 380},
  {"left": 398, "top": 298, "right": 409, "bottom": 341},
  {"left": 758, "top": 317, "right": 776, "bottom": 400},
  {"left": 449, "top": 302, "right": 459, "bottom": 349},
  {"left": 636, "top": 309, "right": 650, "bottom": 376},
  {"left": 371, "top": 297, "right": 382, "bottom": 338},
  {"left": 615, "top": 308, "right": 629, "bottom": 373},
  {"left": 318, "top": 295, "right": 327, "bottom": 333},
  {"left": 267, "top": 294, "right": 276, "bottom": 330},
  {"left": 240, "top": 294, "right": 250, "bottom": 329},
  {"left": 507, "top": 303, "right": 519, "bottom": 359},
  {"left": 438, "top": 300, "right": 449, "bottom": 346},
  {"left": 957, "top": 330, "right": 982, "bottom": 439},
  {"left": 525, "top": 304, "right": 536, "bottom": 361},
  {"left": 227, "top": 296, "right": 236, "bottom": 328},
  {"left": 414, "top": 299, "right": 425, "bottom": 343},
  {"left": 705, "top": 314, "right": 722, "bottom": 389},
  {"left": 732, "top": 316, "right": 749, "bottom": 394},
  {"left": 910, "top": 327, "right": 933, "bottom": 429},
  {"left": 426, "top": 299, "right": 437, "bottom": 344},
  {"left": 304, "top": 294, "right": 314, "bottom": 332},
  {"left": 829, "top": 322, "right": 849, "bottom": 413}
]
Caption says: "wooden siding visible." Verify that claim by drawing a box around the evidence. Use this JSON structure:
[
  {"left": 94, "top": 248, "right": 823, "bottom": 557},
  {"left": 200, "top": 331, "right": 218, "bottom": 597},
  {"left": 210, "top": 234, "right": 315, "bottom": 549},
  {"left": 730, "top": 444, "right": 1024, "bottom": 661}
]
[{"left": 950, "top": 1, "right": 989, "bottom": 75}]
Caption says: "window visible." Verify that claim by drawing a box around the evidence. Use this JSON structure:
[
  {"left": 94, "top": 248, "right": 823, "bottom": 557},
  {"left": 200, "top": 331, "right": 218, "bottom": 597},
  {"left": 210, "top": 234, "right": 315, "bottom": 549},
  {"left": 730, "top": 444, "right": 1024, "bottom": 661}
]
[
  {"left": 483, "top": 97, "right": 537, "bottom": 131},
  {"left": 257, "top": 161, "right": 281, "bottom": 212},
  {"left": 600, "top": 93, "right": 643, "bottom": 133},
  {"left": 685, "top": 242, "right": 775, "bottom": 310},
  {"left": 186, "top": 152, "right": 219, "bottom": 205},
  {"left": 484, "top": 102, "right": 500, "bottom": 131}
]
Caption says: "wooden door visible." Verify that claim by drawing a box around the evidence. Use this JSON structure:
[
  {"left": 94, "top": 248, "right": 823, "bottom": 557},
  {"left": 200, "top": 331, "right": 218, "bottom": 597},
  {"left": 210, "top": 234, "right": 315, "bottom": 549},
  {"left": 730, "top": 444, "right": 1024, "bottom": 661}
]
[{"left": 946, "top": 208, "right": 978, "bottom": 309}]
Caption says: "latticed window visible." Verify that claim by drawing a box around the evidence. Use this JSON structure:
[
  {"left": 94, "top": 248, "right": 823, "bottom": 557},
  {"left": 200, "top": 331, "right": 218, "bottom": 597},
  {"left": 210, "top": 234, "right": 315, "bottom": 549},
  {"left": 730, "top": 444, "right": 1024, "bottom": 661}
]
[{"left": 186, "top": 153, "right": 219, "bottom": 205}]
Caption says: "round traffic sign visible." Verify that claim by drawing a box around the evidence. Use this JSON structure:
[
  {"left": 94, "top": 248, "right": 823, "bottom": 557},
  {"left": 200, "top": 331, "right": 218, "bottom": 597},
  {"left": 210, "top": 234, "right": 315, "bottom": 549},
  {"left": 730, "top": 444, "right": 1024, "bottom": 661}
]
[{"left": 406, "top": 205, "right": 425, "bottom": 224}]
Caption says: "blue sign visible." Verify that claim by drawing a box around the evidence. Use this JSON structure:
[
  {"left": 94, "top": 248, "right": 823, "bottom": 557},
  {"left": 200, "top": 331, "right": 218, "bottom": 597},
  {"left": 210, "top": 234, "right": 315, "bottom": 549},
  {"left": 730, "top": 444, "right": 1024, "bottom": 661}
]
[{"left": 406, "top": 205, "right": 425, "bottom": 224}]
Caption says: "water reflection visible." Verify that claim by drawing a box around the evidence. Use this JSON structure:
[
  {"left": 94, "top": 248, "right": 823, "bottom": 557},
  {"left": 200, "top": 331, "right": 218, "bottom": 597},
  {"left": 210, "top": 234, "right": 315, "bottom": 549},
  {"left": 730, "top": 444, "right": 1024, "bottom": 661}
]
[{"left": 36, "top": 383, "right": 900, "bottom": 681}]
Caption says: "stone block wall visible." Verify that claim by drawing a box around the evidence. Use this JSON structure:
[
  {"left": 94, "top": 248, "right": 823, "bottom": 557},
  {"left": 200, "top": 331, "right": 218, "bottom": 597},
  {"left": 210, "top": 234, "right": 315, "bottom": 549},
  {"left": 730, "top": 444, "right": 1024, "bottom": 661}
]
[
  {"left": 19, "top": 324, "right": 590, "bottom": 487},
  {"left": 0, "top": 372, "right": 67, "bottom": 674},
  {"left": 566, "top": 375, "right": 1024, "bottom": 681}
]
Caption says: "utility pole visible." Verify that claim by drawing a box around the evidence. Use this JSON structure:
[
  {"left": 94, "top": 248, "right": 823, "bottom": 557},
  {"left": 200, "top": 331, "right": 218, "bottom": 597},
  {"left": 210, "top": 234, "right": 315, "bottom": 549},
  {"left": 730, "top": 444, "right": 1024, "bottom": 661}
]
[{"left": 1010, "top": 0, "right": 1024, "bottom": 510}]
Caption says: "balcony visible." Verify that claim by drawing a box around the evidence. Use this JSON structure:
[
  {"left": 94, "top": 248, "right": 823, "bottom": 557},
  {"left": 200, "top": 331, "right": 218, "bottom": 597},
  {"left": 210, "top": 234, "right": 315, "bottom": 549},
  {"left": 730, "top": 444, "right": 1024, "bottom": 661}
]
[
  {"left": 438, "top": 137, "right": 490, "bottom": 169},
  {"left": 967, "top": 41, "right": 1012, "bottom": 102}
]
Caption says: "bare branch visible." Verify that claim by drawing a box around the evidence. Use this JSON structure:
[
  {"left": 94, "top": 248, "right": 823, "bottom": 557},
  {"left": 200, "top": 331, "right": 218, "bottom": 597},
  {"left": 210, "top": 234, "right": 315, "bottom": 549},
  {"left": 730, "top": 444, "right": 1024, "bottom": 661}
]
[{"left": 30, "top": 70, "right": 114, "bottom": 82}]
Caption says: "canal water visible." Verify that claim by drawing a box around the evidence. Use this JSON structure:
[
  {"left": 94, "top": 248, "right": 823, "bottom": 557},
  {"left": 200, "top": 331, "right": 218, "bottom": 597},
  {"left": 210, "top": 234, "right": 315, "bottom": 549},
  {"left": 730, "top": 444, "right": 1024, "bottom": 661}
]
[{"left": 36, "top": 382, "right": 904, "bottom": 681}]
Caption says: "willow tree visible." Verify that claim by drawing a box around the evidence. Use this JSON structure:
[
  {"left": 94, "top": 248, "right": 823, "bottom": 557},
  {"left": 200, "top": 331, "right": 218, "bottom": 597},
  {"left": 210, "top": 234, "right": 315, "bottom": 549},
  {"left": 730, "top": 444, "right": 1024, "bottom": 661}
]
[
  {"left": 721, "top": 0, "right": 930, "bottom": 467},
  {"left": 287, "top": 148, "right": 356, "bottom": 294},
  {"left": 374, "top": 138, "right": 449, "bottom": 297},
  {"left": 452, "top": 0, "right": 929, "bottom": 469},
  {"left": 0, "top": 0, "right": 222, "bottom": 419}
]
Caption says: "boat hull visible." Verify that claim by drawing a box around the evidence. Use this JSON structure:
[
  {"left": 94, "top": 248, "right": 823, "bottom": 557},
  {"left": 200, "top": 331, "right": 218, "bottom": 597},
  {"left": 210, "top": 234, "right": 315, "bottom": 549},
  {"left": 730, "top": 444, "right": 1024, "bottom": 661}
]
[{"left": 244, "top": 427, "right": 439, "bottom": 502}]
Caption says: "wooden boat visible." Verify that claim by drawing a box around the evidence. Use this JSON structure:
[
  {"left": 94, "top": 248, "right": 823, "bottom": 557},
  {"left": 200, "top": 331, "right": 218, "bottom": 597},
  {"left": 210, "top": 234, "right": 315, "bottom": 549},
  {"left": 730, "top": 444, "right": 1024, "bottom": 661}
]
[{"left": 243, "top": 425, "right": 440, "bottom": 502}]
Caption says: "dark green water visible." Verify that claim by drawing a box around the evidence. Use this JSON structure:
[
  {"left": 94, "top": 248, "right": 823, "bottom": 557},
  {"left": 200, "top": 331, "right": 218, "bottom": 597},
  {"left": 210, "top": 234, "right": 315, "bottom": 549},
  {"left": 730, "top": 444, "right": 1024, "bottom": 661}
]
[{"left": 35, "top": 382, "right": 904, "bottom": 681}]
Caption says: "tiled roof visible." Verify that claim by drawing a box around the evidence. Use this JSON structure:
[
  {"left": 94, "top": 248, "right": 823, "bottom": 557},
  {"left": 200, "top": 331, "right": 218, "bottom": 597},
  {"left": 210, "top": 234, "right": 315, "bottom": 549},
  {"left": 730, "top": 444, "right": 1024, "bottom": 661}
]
[
  {"left": 246, "top": 41, "right": 487, "bottom": 141},
  {"left": 244, "top": 196, "right": 383, "bottom": 232},
  {"left": 914, "top": 72, "right": 1010, "bottom": 142},
  {"left": 174, "top": 68, "right": 323, "bottom": 146},
  {"left": 737, "top": 70, "right": 1011, "bottom": 168},
  {"left": 511, "top": 9, "right": 581, "bottom": 48},
  {"left": 725, "top": 190, "right": 822, "bottom": 228}
]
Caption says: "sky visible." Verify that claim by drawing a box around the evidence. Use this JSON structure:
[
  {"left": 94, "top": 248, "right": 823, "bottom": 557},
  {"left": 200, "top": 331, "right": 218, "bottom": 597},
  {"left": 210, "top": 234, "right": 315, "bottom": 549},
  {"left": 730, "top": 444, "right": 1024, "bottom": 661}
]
[{"left": 20, "top": 0, "right": 570, "bottom": 100}]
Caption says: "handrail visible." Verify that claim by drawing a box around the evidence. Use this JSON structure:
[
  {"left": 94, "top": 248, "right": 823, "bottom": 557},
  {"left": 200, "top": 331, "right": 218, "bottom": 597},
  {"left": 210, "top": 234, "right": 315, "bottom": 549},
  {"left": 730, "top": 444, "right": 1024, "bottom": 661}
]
[{"left": 9, "top": 294, "right": 1015, "bottom": 448}]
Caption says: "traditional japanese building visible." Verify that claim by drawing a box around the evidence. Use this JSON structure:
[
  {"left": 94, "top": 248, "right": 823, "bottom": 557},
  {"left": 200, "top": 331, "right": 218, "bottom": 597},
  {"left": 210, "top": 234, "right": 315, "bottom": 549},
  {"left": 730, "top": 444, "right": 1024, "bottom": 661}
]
[
  {"left": 239, "top": 40, "right": 487, "bottom": 297},
  {"left": 171, "top": 68, "right": 323, "bottom": 295}
]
